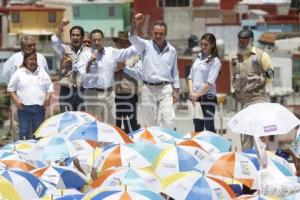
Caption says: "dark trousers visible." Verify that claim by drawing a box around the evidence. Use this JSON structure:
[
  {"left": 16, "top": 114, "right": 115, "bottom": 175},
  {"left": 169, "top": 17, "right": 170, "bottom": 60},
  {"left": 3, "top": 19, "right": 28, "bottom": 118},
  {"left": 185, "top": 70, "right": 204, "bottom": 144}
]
[
  {"left": 193, "top": 94, "right": 217, "bottom": 132},
  {"left": 59, "top": 86, "right": 85, "bottom": 112},
  {"left": 18, "top": 105, "right": 45, "bottom": 140},
  {"left": 115, "top": 94, "right": 139, "bottom": 134}
]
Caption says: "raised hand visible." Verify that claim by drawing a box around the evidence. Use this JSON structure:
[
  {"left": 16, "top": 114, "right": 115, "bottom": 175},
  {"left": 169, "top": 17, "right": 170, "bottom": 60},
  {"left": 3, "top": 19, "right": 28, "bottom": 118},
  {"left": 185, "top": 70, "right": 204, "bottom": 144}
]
[
  {"left": 134, "top": 13, "right": 145, "bottom": 25},
  {"left": 61, "top": 19, "right": 70, "bottom": 27}
]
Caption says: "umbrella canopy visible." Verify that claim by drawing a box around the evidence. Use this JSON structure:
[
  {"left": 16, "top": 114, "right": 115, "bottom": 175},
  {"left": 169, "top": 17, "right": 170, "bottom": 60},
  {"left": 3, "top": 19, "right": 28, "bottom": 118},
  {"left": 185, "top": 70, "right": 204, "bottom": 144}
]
[
  {"left": 228, "top": 103, "right": 300, "bottom": 136},
  {"left": 153, "top": 144, "right": 205, "bottom": 179},
  {"left": 83, "top": 186, "right": 164, "bottom": 200},
  {"left": 68, "top": 121, "right": 133, "bottom": 144},
  {"left": 208, "top": 152, "right": 259, "bottom": 188},
  {"left": 131, "top": 127, "right": 184, "bottom": 147},
  {"left": 0, "top": 175, "right": 22, "bottom": 200},
  {"left": 244, "top": 149, "right": 294, "bottom": 176},
  {"left": 27, "top": 136, "right": 77, "bottom": 162},
  {"left": 94, "top": 143, "right": 162, "bottom": 171},
  {"left": 41, "top": 189, "right": 83, "bottom": 200},
  {"left": 234, "top": 195, "right": 280, "bottom": 200},
  {"left": 191, "top": 131, "right": 231, "bottom": 152},
  {"left": 31, "top": 165, "right": 88, "bottom": 190},
  {"left": 1, "top": 139, "right": 37, "bottom": 153},
  {"left": 35, "top": 111, "right": 95, "bottom": 138},
  {"left": 161, "top": 172, "right": 236, "bottom": 200},
  {"left": 71, "top": 139, "right": 102, "bottom": 174},
  {"left": 0, "top": 168, "right": 47, "bottom": 199},
  {"left": 91, "top": 166, "right": 161, "bottom": 193}
]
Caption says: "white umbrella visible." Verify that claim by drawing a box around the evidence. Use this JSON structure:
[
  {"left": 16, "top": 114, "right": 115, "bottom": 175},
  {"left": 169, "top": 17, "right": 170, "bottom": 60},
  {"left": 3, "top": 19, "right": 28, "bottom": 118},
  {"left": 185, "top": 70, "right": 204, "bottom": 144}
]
[{"left": 228, "top": 102, "right": 300, "bottom": 136}]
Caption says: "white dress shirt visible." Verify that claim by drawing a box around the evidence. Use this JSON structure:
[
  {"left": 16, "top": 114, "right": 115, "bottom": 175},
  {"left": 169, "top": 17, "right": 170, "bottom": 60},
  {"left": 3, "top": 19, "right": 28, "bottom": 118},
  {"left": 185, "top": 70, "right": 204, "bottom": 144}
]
[
  {"left": 128, "top": 33, "right": 180, "bottom": 89},
  {"left": 74, "top": 46, "right": 137, "bottom": 89},
  {"left": 2, "top": 52, "right": 49, "bottom": 84},
  {"left": 7, "top": 67, "right": 54, "bottom": 106}
]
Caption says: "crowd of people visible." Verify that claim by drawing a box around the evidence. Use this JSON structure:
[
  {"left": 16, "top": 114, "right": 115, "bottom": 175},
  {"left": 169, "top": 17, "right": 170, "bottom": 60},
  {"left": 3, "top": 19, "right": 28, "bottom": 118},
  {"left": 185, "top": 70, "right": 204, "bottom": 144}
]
[{"left": 2, "top": 12, "right": 276, "bottom": 151}]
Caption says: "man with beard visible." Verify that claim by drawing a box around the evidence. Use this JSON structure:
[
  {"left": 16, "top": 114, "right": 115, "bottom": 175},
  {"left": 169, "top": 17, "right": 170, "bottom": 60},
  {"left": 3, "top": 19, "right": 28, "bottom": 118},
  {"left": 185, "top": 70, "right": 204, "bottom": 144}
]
[
  {"left": 51, "top": 19, "right": 88, "bottom": 112},
  {"left": 231, "top": 29, "right": 274, "bottom": 150}
]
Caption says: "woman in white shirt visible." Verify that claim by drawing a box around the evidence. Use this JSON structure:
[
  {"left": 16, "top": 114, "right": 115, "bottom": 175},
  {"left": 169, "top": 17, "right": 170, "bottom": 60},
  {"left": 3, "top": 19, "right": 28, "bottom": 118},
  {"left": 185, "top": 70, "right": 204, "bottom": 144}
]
[
  {"left": 7, "top": 51, "right": 54, "bottom": 139},
  {"left": 187, "top": 33, "right": 221, "bottom": 132}
]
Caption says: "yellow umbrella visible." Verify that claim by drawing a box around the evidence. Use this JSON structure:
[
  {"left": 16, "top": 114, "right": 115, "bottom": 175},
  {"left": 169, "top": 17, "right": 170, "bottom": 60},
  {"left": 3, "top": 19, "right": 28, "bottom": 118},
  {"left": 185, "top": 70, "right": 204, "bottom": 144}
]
[{"left": 0, "top": 176, "right": 22, "bottom": 200}]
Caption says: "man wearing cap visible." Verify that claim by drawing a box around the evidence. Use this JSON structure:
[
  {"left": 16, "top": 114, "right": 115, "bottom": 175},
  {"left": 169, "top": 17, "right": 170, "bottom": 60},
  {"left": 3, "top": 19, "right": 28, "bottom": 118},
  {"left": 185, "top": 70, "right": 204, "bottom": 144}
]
[
  {"left": 231, "top": 29, "right": 274, "bottom": 150},
  {"left": 128, "top": 13, "right": 180, "bottom": 128},
  {"left": 113, "top": 31, "right": 140, "bottom": 133}
]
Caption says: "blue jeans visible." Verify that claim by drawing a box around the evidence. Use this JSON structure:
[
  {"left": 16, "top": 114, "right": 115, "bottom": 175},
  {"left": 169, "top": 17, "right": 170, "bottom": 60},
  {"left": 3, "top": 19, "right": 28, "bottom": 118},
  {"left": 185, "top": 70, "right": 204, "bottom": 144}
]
[
  {"left": 193, "top": 94, "right": 217, "bottom": 132},
  {"left": 59, "top": 86, "right": 85, "bottom": 112},
  {"left": 17, "top": 105, "right": 45, "bottom": 140}
]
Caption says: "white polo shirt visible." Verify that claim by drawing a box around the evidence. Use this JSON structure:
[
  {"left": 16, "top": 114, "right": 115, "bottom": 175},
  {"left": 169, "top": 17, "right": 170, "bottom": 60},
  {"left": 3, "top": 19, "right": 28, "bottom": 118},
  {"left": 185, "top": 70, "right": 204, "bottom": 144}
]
[{"left": 7, "top": 67, "right": 54, "bottom": 106}]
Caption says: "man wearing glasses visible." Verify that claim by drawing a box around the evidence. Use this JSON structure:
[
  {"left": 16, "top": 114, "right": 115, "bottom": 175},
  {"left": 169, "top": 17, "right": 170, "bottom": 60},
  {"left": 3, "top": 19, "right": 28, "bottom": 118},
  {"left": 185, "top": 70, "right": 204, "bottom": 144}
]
[{"left": 127, "top": 13, "right": 180, "bottom": 128}]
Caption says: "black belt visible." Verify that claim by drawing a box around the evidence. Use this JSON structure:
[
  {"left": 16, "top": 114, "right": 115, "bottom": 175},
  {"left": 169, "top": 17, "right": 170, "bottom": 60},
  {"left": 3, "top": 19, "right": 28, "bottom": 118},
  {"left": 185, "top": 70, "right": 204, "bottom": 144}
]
[
  {"left": 86, "top": 87, "right": 113, "bottom": 92},
  {"left": 143, "top": 81, "right": 170, "bottom": 86}
]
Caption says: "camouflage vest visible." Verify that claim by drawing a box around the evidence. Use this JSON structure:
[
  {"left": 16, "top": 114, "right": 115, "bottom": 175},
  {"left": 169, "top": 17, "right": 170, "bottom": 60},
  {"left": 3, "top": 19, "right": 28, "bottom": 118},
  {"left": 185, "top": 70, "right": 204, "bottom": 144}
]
[{"left": 232, "top": 47, "right": 267, "bottom": 104}]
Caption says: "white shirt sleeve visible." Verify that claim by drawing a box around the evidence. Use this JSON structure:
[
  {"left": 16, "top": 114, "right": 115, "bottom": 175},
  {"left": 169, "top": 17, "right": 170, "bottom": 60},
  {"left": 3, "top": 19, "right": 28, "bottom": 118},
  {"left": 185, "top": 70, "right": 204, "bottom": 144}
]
[
  {"left": 37, "top": 53, "right": 49, "bottom": 73},
  {"left": 128, "top": 33, "right": 147, "bottom": 54},
  {"left": 7, "top": 70, "right": 19, "bottom": 92},
  {"left": 51, "top": 34, "right": 65, "bottom": 58},
  {"left": 2, "top": 54, "right": 18, "bottom": 84}
]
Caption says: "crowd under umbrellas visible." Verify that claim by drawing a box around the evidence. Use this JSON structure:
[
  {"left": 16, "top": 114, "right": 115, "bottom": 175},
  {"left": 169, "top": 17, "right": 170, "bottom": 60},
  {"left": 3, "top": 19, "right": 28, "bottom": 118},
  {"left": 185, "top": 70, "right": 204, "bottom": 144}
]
[{"left": 1, "top": 103, "right": 300, "bottom": 199}]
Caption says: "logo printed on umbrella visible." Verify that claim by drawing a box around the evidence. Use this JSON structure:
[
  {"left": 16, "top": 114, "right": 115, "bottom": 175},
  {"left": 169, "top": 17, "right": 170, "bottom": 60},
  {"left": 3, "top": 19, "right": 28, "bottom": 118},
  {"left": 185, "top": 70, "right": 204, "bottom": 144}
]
[
  {"left": 214, "top": 188, "right": 224, "bottom": 200},
  {"left": 81, "top": 131, "right": 86, "bottom": 136},
  {"left": 240, "top": 161, "right": 250, "bottom": 175},
  {"left": 36, "top": 183, "right": 44, "bottom": 196},
  {"left": 263, "top": 125, "right": 277, "bottom": 132}
]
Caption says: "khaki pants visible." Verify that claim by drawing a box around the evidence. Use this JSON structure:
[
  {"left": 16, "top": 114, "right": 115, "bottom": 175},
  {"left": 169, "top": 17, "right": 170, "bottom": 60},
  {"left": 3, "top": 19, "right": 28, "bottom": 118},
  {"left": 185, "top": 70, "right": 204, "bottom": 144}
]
[
  {"left": 141, "top": 84, "right": 174, "bottom": 128},
  {"left": 10, "top": 101, "right": 19, "bottom": 141},
  {"left": 84, "top": 89, "right": 116, "bottom": 125}
]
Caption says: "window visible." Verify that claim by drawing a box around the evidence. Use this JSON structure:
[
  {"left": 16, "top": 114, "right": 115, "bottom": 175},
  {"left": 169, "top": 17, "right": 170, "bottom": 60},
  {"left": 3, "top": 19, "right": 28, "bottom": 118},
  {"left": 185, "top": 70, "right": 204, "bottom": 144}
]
[
  {"left": 164, "top": 0, "right": 190, "bottom": 7},
  {"left": 11, "top": 12, "right": 19, "bottom": 23},
  {"left": 48, "top": 12, "right": 56, "bottom": 23},
  {"left": 110, "top": 27, "right": 115, "bottom": 37},
  {"left": 108, "top": 6, "right": 115, "bottom": 17},
  {"left": 73, "top": 6, "right": 80, "bottom": 17}
]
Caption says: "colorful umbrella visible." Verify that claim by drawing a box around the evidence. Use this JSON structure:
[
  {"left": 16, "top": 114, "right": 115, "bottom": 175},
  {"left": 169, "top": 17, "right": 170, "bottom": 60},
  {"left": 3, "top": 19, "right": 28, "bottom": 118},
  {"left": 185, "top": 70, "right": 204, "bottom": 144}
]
[
  {"left": 131, "top": 127, "right": 184, "bottom": 147},
  {"left": 92, "top": 166, "right": 161, "bottom": 193},
  {"left": 234, "top": 195, "right": 280, "bottom": 200},
  {"left": 35, "top": 111, "right": 95, "bottom": 138},
  {"left": 192, "top": 131, "right": 232, "bottom": 152},
  {"left": 68, "top": 121, "right": 133, "bottom": 144},
  {"left": 161, "top": 171, "right": 236, "bottom": 200},
  {"left": 27, "top": 136, "right": 77, "bottom": 162},
  {"left": 244, "top": 149, "right": 294, "bottom": 176},
  {"left": 0, "top": 168, "right": 47, "bottom": 199},
  {"left": 153, "top": 144, "right": 204, "bottom": 179},
  {"left": 208, "top": 152, "right": 259, "bottom": 188},
  {"left": 178, "top": 138, "right": 222, "bottom": 154},
  {"left": 41, "top": 189, "right": 83, "bottom": 200},
  {"left": 94, "top": 142, "right": 162, "bottom": 171},
  {"left": 31, "top": 165, "right": 88, "bottom": 190},
  {"left": 1, "top": 139, "right": 37, "bottom": 153},
  {"left": 71, "top": 139, "right": 102, "bottom": 174},
  {"left": 83, "top": 186, "right": 164, "bottom": 200},
  {"left": 0, "top": 175, "right": 22, "bottom": 200}
]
